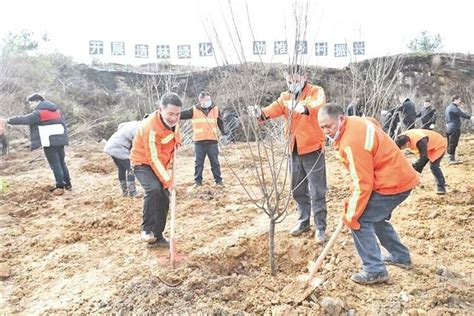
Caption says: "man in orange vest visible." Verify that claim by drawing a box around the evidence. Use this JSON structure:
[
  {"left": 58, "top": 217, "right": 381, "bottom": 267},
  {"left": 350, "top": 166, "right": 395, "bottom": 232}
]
[
  {"left": 180, "top": 91, "right": 227, "bottom": 187},
  {"left": 395, "top": 129, "right": 447, "bottom": 194},
  {"left": 131, "top": 92, "right": 182, "bottom": 248},
  {"left": 255, "top": 65, "right": 328, "bottom": 243},
  {"left": 318, "top": 103, "right": 419, "bottom": 285}
]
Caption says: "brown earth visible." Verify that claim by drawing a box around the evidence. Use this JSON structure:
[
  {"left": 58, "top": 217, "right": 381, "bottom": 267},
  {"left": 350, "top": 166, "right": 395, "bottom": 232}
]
[{"left": 0, "top": 136, "right": 473, "bottom": 315}]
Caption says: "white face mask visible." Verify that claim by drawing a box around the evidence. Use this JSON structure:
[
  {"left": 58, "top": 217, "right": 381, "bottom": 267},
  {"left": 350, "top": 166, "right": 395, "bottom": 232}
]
[
  {"left": 287, "top": 81, "right": 304, "bottom": 94},
  {"left": 325, "top": 121, "right": 342, "bottom": 142},
  {"left": 202, "top": 100, "right": 212, "bottom": 108}
]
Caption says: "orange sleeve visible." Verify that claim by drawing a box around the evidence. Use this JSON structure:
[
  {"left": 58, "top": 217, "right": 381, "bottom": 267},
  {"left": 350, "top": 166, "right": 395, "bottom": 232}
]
[
  {"left": 261, "top": 94, "right": 286, "bottom": 119},
  {"left": 307, "top": 86, "right": 326, "bottom": 116},
  {"left": 340, "top": 145, "right": 375, "bottom": 230}
]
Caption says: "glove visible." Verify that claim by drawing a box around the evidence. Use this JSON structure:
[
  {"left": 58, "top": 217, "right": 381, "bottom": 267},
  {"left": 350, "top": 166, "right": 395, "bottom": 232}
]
[
  {"left": 381, "top": 110, "right": 388, "bottom": 115},
  {"left": 219, "top": 135, "right": 231, "bottom": 146},
  {"left": 429, "top": 124, "right": 435, "bottom": 129},
  {"left": 247, "top": 105, "right": 261, "bottom": 117},
  {"left": 287, "top": 102, "right": 306, "bottom": 114}
]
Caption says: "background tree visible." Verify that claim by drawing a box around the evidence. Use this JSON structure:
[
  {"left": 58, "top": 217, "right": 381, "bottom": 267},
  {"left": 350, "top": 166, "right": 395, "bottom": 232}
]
[{"left": 408, "top": 31, "right": 442, "bottom": 53}]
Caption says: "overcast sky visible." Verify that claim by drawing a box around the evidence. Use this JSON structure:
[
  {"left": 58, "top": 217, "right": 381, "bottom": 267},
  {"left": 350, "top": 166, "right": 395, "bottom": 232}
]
[{"left": 1, "top": 0, "right": 472, "bottom": 67}]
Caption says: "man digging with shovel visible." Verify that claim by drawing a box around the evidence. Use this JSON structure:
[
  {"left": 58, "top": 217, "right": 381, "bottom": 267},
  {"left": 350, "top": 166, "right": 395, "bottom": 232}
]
[
  {"left": 131, "top": 93, "right": 182, "bottom": 248},
  {"left": 318, "top": 103, "right": 419, "bottom": 285}
]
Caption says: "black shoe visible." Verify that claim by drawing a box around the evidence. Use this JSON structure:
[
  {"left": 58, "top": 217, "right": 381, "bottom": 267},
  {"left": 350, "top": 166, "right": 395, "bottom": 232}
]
[
  {"left": 290, "top": 223, "right": 310, "bottom": 236},
  {"left": 146, "top": 237, "right": 170, "bottom": 248},
  {"left": 65, "top": 185, "right": 72, "bottom": 191},
  {"left": 49, "top": 185, "right": 64, "bottom": 193},
  {"left": 350, "top": 271, "right": 389, "bottom": 285},
  {"left": 382, "top": 254, "right": 412, "bottom": 269}
]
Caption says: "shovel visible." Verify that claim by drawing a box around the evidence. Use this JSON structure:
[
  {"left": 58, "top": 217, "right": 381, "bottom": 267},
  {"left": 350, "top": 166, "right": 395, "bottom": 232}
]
[
  {"left": 282, "top": 220, "right": 345, "bottom": 304},
  {"left": 158, "top": 148, "right": 186, "bottom": 268}
]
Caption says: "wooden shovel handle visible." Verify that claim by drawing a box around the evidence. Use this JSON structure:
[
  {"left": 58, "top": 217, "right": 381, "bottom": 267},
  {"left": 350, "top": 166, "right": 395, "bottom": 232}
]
[{"left": 306, "top": 220, "right": 345, "bottom": 285}]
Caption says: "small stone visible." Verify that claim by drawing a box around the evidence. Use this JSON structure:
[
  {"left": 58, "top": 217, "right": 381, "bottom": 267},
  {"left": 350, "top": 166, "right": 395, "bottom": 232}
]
[
  {"left": 399, "top": 290, "right": 409, "bottom": 302},
  {"left": 0, "top": 263, "right": 11, "bottom": 279},
  {"left": 321, "top": 297, "right": 345, "bottom": 315}
]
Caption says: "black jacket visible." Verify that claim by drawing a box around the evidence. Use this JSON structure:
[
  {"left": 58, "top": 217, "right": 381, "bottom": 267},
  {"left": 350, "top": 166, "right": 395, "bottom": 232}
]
[
  {"left": 416, "top": 105, "right": 436, "bottom": 129},
  {"left": 396, "top": 99, "right": 417, "bottom": 129},
  {"left": 346, "top": 102, "right": 363, "bottom": 117},
  {"left": 444, "top": 103, "right": 471, "bottom": 131},
  {"left": 7, "top": 101, "right": 69, "bottom": 150},
  {"left": 180, "top": 103, "right": 227, "bottom": 144}
]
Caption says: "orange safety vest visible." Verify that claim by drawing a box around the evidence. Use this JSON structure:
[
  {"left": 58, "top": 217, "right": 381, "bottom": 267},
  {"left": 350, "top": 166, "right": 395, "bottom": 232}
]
[
  {"left": 402, "top": 129, "right": 447, "bottom": 162},
  {"left": 191, "top": 106, "right": 219, "bottom": 141},
  {"left": 334, "top": 116, "right": 419, "bottom": 230},
  {"left": 130, "top": 111, "right": 180, "bottom": 188},
  {"left": 261, "top": 82, "right": 326, "bottom": 155}
]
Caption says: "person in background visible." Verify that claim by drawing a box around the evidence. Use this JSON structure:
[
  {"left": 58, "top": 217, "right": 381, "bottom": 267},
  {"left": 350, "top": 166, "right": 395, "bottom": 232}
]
[
  {"left": 0, "top": 116, "right": 8, "bottom": 155},
  {"left": 180, "top": 91, "right": 226, "bottom": 187},
  {"left": 5, "top": 93, "right": 71, "bottom": 194},
  {"left": 318, "top": 103, "right": 418, "bottom": 285},
  {"left": 416, "top": 98, "right": 437, "bottom": 130},
  {"left": 395, "top": 129, "right": 447, "bottom": 194},
  {"left": 131, "top": 93, "right": 182, "bottom": 248},
  {"left": 346, "top": 96, "right": 364, "bottom": 117},
  {"left": 444, "top": 95, "right": 473, "bottom": 164},
  {"left": 396, "top": 96, "right": 417, "bottom": 130},
  {"left": 104, "top": 119, "right": 143, "bottom": 197}
]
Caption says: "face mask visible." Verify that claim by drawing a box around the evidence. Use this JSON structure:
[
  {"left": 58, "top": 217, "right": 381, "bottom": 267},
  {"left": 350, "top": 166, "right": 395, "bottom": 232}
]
[
  {"left": 202, "top": 100, "right": 212, "bottom": 108},
  {"left": 325, "top": 121, "right": 342, "bottom": 142},
  {"left": 287, "top": 81, "right": 304, "bottom": 94}
]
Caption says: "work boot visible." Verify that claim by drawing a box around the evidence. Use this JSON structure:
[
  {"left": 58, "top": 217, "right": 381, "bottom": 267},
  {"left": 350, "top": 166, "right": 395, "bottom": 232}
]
[
  {"left": 350, "top": 271, "right": 389, "bottom": 285},
  {"left": 120, "top": 180, "right": 128, "bottom": 197},
  {"left": 193, "top": 183, "right": 202, "bottom": 189},
  {"left": 448, "top": 155, "right": 463, "bottom": 165},
  {"left": 64, "top": 181, "right": 72, "bottom": 191},
  {"left": 382, "top": 254, "right": 412, "bottom": 269},
  {"left": 215, "top": 182, "right": 225, "bottom": 188},
  {"left": 436, "top": 186, "right": 447, "bottom": 195},
  {"left": 146, "top": 237, "right": 170, "bottom": 248},
  {"left": 290, "top": 223, "right": 310, "bottom": 236},
  {"left": 127, "top": 181, "right": 139, "bottom": 197},
  {"left": 315, "top": 229, "right": 327, "bottom": 244},
  {"left": 141, "top": 231, "right": 156, "bottom": 244}
]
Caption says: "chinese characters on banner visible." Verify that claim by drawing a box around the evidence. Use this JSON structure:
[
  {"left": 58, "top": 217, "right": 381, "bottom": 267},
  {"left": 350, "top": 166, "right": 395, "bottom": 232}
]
[
  {"left": 89, "top": 41, "right": 365, "bottom": 58},
  {"left": 89, "top": 41, "right": 104, "bottom": 55},
  {"left": 199, "top": 43, "right": 213, "bottom": 57},
  {"left": 135, "top": 44, "right": 149, "bottom": 58},
  {"left": 253, "top": 41, "right": 266, "bottom": 55},
  {"left": 334, "top": 44, "right": 347, "bottom": 57},
  {"left": 111, "top": 42, "right": 125, "bottom": 56}
]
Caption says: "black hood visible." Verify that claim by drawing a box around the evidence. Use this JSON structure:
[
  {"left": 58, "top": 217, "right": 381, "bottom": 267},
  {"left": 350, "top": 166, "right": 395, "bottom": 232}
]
[{"left": 35, "top": 100, "right": 58, "bottom": 111}]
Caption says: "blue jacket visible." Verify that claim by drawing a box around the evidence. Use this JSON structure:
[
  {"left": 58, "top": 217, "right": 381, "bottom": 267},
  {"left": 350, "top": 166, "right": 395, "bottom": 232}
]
[
  {"left": 444, "top": 103, "right": 471, "bottom": 130},
  {"left": 7, "top": 101, "right": 69, "bottom": 150}
]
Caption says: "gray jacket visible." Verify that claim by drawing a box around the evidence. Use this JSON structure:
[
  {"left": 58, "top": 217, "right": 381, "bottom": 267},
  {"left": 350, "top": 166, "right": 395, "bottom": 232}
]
[{"left": 103, "top": 121, "right": 140, "bottom": 160}]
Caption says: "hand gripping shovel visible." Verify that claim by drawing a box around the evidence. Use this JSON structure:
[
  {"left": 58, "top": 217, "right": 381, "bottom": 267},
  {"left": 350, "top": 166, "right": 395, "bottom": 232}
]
[
  {"left": 157, "top": 149, "right": 186, "bottom": 268},
  {"left": 283, "top": 220, "right": 345, "bottom": 304}
]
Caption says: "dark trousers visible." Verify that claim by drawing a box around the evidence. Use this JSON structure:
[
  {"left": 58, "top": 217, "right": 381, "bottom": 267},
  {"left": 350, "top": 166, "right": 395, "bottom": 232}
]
[
  {"left": 43, "top": 145, "right": 71, "bottom": 188},
  {"left": 415, "top": 155, "right": 446, "bottom": 189},
  {"left": 194, "top": 142, "right": 222, "bottom": 184},
  {"left": 134, "top": 165, "right": 169, "bottom": 239},
  {"left": 112, "top": 157, "right": 135, "bottom": 181},
  {"left": 352, "top": 190, "right": 411, "bottom": 273},
  {"left": 1, "top": 135, "right": 8, "bottom": 155},
  {"left": 446, "top": 128, "right": 461, "bottom": 156},
  {"left": 291, "top": 149, "right": 328, "bottom": 231}
]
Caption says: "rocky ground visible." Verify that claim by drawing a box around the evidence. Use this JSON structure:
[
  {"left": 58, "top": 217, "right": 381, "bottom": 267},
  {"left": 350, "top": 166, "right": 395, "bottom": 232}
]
[{"left": 1, "top": 135, "right": 473, "bottom": 315}]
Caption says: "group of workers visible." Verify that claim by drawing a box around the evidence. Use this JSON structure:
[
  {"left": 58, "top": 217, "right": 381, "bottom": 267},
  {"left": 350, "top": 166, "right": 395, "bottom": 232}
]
[{"left": 1, "top": 64, "right": 473, "bottom": 286}]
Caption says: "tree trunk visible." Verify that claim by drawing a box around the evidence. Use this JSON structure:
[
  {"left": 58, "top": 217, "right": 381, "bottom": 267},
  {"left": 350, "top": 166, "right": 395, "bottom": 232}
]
[{"left": 269, "top": 218, "right": 276, "bottom": 276}]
